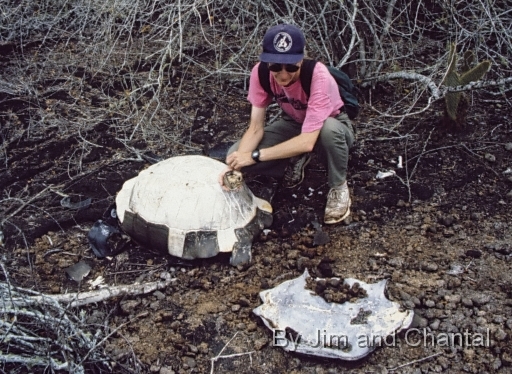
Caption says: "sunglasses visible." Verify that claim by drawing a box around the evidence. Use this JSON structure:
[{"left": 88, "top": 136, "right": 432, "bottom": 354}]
[{"left": 268, "top": 63, "right": 300, "bottom": 73}]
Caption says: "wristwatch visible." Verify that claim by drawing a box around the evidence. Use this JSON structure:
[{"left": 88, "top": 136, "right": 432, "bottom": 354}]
[{"left": 251, "top": 149, "right": 261, "bottom": 162}]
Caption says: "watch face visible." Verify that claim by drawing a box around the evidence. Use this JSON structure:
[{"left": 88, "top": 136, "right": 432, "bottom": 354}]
[{"left": 252, "top": 150, "right": 260, "bottom": 161}]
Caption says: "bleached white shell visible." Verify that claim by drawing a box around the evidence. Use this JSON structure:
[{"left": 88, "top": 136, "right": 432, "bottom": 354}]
[
  {"left": 115, "top": 155, "right": 272, "bottom": 261},
  {"left": 253, "top": 270, "right": 414, "bottom": 360}
]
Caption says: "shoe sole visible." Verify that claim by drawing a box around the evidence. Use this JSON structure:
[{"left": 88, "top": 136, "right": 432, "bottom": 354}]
[
  {"left": 284, "top": 155, "right": 311, "bottom": 189},
  {"left": 324, "top": 199, "right": 351, "bottom": 225}
]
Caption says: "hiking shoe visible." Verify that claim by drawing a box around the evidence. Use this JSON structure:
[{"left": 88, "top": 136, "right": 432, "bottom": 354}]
[
  {"left": 283, "top": 153, "right": 311, "bottom": 188},
  {"left": 324, "top": 182, "right": 351, "bottom": 224}
]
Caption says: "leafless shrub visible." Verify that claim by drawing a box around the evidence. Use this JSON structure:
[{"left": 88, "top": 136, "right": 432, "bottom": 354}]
[
  {"left": 1, "top": 1, "right": 510, "bottom": 144},
  {"left": 0, "top": 1, "right": 511, "bottom": 368},
  {"left": 0, "top": 262, "right": 141, "bottom": 373}
]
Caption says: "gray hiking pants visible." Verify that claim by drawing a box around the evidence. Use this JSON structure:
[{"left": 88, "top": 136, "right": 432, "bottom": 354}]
[{"left": 228, "top": 112, "right": 355, "bottom": 188}]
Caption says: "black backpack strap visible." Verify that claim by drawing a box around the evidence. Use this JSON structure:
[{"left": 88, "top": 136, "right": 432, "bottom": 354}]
[
  {"left": 257, "top": 62, "right": 274, "bottom": 97},
  {"left": 299, "top": 59, "right": 317, "bottom": 98}
]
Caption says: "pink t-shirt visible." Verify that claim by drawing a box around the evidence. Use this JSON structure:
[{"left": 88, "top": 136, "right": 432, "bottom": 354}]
[{"left": 247, "top": 62, "right": 344, "bottom": 133}]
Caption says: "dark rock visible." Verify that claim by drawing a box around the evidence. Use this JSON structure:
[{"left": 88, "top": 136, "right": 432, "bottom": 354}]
[
  {"left": 239, "top": 297, "right": 251, "bottom": 307},
  {"left": 421, "top": 262, "right": 439, "bottom": 272},
  {"left": 317, "top": 260, "right": 334, "bottom": 277},
  {"left": 471, "top": 294, "right": 491, "bottom": 306},
  {"left": 439, "top": 215, "right": 455, "bottom": 227},
  {"left": 411, "top": 314, "right": 428, "bottom": 328},
  {"left": 313, "top": 230, "right": 330, "bottom": 246},
  {"left": 465, "top": 249, "right": 482, "bottom": 258}
]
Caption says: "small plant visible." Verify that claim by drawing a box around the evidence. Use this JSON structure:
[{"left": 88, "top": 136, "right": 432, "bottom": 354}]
[{"left": 442, "top": 43, "right": 491, "bottom": 127}]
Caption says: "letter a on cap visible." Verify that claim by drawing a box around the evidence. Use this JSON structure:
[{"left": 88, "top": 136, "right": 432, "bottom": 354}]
[{"left": 274, "top": 32, "right": 292, "bottom": 52}]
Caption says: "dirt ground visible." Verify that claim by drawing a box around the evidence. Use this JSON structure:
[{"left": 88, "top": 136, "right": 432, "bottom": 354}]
[{"left": 1, "top": 48, "right": 512, "bottom": 373}]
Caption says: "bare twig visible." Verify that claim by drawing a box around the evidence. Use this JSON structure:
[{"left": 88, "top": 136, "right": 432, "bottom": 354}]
[
  {"left": 388, "top": 352, "right": 443, "bottom": 371},
  {"left": 4, "top": 279, "right": 174, "bottom": 308},
  {"left": 210, "top": 331, "right": 255, "bottom": 374}
]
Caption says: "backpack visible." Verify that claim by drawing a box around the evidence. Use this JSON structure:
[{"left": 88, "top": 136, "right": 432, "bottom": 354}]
[{"left": 257, "top": 59, "right": 360, "bottom": 120}]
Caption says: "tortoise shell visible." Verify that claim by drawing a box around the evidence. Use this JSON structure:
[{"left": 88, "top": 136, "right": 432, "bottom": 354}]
[{"left": 115, "top": 155, "right": 272, "bottom": 265}]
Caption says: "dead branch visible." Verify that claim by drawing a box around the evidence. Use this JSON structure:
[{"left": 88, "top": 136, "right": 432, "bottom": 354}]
[
  {"left": 3, "top": 279, "right": 174, "bottom": 308},
  {"left": 361, "top": 72, "right": 512, "bottom": 99},
  {"left": 0, "top": 259, "right": 173, "bottom": 372}
]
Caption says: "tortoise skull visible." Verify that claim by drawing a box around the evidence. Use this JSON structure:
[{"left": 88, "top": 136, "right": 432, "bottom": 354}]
[{"left": 223, "top": 170, "right": 243, "bottom": 190}]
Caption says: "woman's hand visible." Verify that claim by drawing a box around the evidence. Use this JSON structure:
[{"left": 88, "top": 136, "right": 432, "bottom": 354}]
[{"left": 225, "top": 151, "right": 255, "bottom": 170}]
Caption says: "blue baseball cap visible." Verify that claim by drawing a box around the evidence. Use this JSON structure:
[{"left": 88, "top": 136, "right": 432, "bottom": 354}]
[{"left": 259, "top": 24, "right": 305, "bottom": 64}]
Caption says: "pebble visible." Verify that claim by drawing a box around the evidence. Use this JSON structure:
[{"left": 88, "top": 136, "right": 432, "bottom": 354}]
[
  {"left": 239, "top": 297, "right": 251, "bottom": 307},
  {"left": 182, "top": 357, "right": 196, "bottom": 368},
  {"left": 247, "top": 322, "right": 257, "bottom": 332},
  {"left": 447, "top": 278, "right": 462, "bottom": 289},
  {"left": 159, "top": 368, "right": 175, "bottom": 374},
  {"left": 493, "top": 315, "right": 505, "bottom": 324},
  {"left": 413, "top": 315, "right": 428, "bottom": 328},
  {"left": 461, "top": 297, "right": 473, "bottom": 307},
  {"left": 470, "top": 212, "right": 483, "bottom": 221},
  {"left": 439, "top": 215, "right": 455, "bottom": 227},
  {"left": 424, "top": 300, "right": 436, "bottom": 308},
  {"left": 494, "top": 328, "right": 507, "bottom": 341},
  {"left": 188, "top": 344, "right": 198, "bottom": 354},
  {"left": 493, "top": 358, "right": 502, "bottom": 370},
  {"left": 421, "top": 262, "right": 438, "bottom": 272},
  {"left": 464, "top": 349, "right": 475, "bottom": 360},
  {"left": 476, "top": 316, "right": 487, "bottom": 325},
  {"left": 471, "top": 293, "right": 491, "bottom": 306},
  {"left": 411, "top": 296, "right": 421, "bottom": 307},
  {"left": 424, "top": 309, "right": 435, "bottom": 319},
  {"left": 444, "top": 294, "right": 461, "bottom": 304},
  {"left": 387, "top": 258, "right": 403, "bottom": 268},
  {"left": 149, "top": 301, "right": 160, "bottom": 310},
  {"left": 404, "top": 300, "right": 416, "bottom": 309},
  {"left": 437, "top": 356, "right": 449, "bottom": 369},
  {"left": 153, "top": 291, "right": 166, "bottom": 300},
  {"left": 439, "top": 321, "right": 458, "bottom": 333},
  {"left": 444, "top": 302, "right": 457, "bottom": 310},
  {"left": 120, "top": 300, "right": 140, "bottom": 314},
  {"left": 329, "top": 278, "right": 341, "bottom": 287},
  {"left": 254, "top": 337, "right": 268, "bottom": 350},
  {"left": 197, "top": 342, "right": 209, "bottom": 355},
  {"left": 506, "top": 319, "right": 512, "bottom": 330},
  {"left": 159, "top": 271, "right": 172, "bottom": 281},
  {"left": 397, "top": 200, "right": 407, "bottom": 207},
  {"left": 465, "top": 249, "right": 482, "bottom": 258},
  {"left": 502, "top": 352, "right": 512, "bottom": 365},
  {"left": 430, "top": 319, "right": 441, "bottom": 330},
  {"left": 443, "top": 228, "right": 455, "bottom": 237},
  {"left": 505, "top": 143, "right": 512, "bottom": 151},
  {"left": 231, "top": 304, "right": 241, "bottom": 312},
  {"left": 484, "top": 153, "right": 496, "bottom": 162}
]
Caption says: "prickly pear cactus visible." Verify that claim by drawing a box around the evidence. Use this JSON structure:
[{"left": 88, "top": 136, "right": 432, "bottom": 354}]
[{"left": 442, "top": 43, "right": 491, "bottom": 128}]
